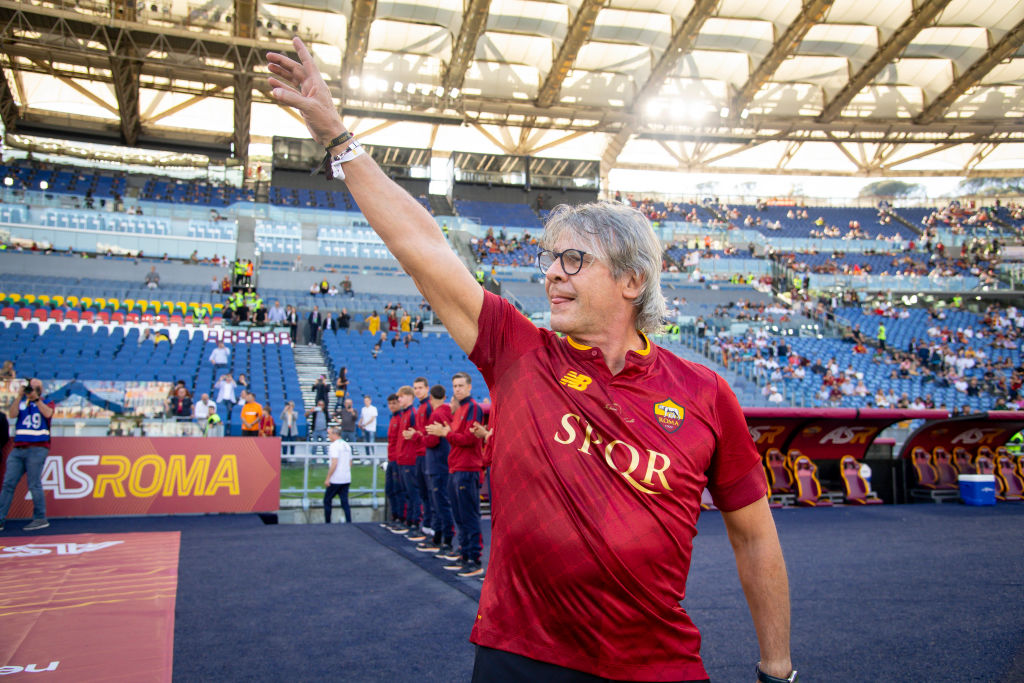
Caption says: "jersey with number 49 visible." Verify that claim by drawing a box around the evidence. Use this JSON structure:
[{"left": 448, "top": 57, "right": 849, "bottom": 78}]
[{"left": 14, "top": 398, "right": 55, "bottom": 448}]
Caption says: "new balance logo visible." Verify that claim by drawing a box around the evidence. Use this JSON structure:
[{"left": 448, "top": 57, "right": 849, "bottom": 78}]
[{"left": 558, "top": 371, "right": 592, "bottom": 391}]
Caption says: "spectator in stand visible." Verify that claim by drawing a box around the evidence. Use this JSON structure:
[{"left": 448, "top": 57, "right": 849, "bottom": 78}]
[
  {"left": 338, "top": 397, "right": 358, "bottom": 442},
  {"left": 358, "top": 395, "right": 378, "bottom": 442},
  {"left": 335, "top": 367, "right": 349, "bottom": 409},
  {"left": 0, "top": 361, "right": 14, "bottom": 379},
  {"left": 210, "top": 276, "right": 220, "bottom": 293},
  {"left": 193, "top": 393, "right": 217, "bottom": 425},
  {"left": 312, "top": 375, "right": 331, "bottom": 407},
  {"left": 145, "top": 266, "right": 160, "bottom": 289},
  {"left": 279, "top": 402, "right": 299, "bottom": 455},
  {"left": 341, "top": 276, "right": 354, "bottom": 297},
  {"left": 267, "top": 300, "right": 286, "bottom": 324},
  {"left": 240, "top": 392, "right": 263, "bottom": 437},
  {"left": 213, "top": 373, "right": 237, "bottom": 404},
  {"left": 307, "top": 305, "right": 323, "bottom": 344},
  {"left": 285, "top": 305, "right": 298, "bottom": 342},
  {"left": 366, "top": 310, "right": 381, "bottom": 337},
  {"left": 308, "top": 400, "right": 330, "bottom": 448},
  {"left": 209, "top": 339, "right": 230, "bottom": 368},
  {"left": 338, "top": 308, "right": 351, "bottom": 331},
  {"left": 220, "top": 276, "right": 232, "bottom": 294},
  {"left": 169, "top": 386, "right": 193, "bottom": 422}
]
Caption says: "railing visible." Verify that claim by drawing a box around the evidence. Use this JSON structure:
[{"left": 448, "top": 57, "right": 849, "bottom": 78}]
[{"left": 280, "top": 441, "right": 387, "bottom": 510}]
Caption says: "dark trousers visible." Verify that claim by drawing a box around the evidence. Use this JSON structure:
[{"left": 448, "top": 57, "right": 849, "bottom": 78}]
[
  {"left": 414, "top": 456, "right": 433, "bottom": 530},
  {"left": 427, "top": 469, "right": 453, "bottom": 543},
  {"left": 471, "top": 646, "right": 709, "bottom": 683},
  {"left": 385, "top": 463, "right": 405, "bottom": 521},
  {"left": 324, "top": 483, "right": 351, "bottom": 523},
  {"left": 450, "top": 470, "right": 482, "bottom": 562},
  {"left": 399, "top": 464, "right": 421, "bottom": 526}
]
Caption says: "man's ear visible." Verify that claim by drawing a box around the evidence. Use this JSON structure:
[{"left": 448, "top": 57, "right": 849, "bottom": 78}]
[{"left": 621, "top": 270, "right": 644, "bottom": 301}]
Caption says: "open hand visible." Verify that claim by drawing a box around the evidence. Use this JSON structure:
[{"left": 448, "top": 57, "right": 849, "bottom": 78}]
[{"left": 267, "top": 37, "right": 346, "bottom": 147}]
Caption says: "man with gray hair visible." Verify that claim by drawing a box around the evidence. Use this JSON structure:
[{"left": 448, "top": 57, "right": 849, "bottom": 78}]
[{"left": 268, "top": 38, "right": 793, "bottom": 683}]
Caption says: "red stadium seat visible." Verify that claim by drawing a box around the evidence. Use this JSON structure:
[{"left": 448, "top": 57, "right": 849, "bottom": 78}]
[
  {"left": 97, "top": 311, "right": 110, "bottom": 323},
  {"left": 16, "top": 307, "right": 31, "bottom": 320},
  {"left": 64, "top": 309, "right": 79, "bottom": 323},
  {"left": 931, "top": 447, "right": 959, "bottom": 488},
  {"left": 1, "top": 307, "right": 14, "bottom": 320},
  {"left": 80, "top": 311, "right": 94, "bottom": 323},
  {"left": 839, "top": 455, "right": 882, "bottom": 505},
  {"left": 111, "top": 312, "right": 125, "bottom": 324},
  {"left": 993, "top": 455, "right": 1022, "bottom": 501},
  {"left": 791, "top": 455, "right": 833, "bottom": 507},
  {"left": 170, "top": 314, "right": 184, "bottom": 324},
  {"left": 49, "top": 309, "right": 64, "bottom": 322},
  {"left": 953, "top": 447, "right": 976, "bottom": 475},
  {"left": 32, "top": 309, "right": 47, "bottom": 322},
  {"left": 127, "top": 313, "right": 141, "bottom": 323}
]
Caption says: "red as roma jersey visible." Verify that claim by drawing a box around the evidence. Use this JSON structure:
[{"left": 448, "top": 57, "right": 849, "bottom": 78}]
[{"left": 468, "top": 291, "right": 767, "bottom": 681}]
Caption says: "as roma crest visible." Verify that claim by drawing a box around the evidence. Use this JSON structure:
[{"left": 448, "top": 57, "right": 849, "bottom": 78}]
[{"left": 653, "top": 398, "right": 685, "bottom": 433}]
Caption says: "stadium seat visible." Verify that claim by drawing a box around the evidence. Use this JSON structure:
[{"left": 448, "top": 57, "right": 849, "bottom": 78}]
[
  {"left": 112, "top": 312, "right": 126, "bottom": 324},
  {"left": 80, "top": 311, "right": 94, "bottom": 322},
  {"left": 839, "top": 455, "right": 882, "bottom": 505},
  {"left": 764, "top": 448, "right": 796, "bottom": 506},
  {"left": 31, "top": 308, "right": 47, "bottom": 322},
  {"left": 910, "top": 447, "right": 959, "bottom": 502},
  {"left": 993, "top": 454, "right": 1022, "bottom": 501},
  {"left": 953, "top": 447, "right": 976, "bottom": 475},
  {"left": 49, "top": 309, "right": 64, "bottom": 322},
  {"left": 127, "top": 313, "right": 141, "bottom": 323},
  {"left": 64, "top": 309, "right": 79, "bottom": 323},
  {"left": 931, "top": 448, "right": 959, "bottom": 489},
  {"left": 97, "top": 311, "right": 110, "bottom": 323},
  {"left": 16, "top": 307, "right": 31, "bottom": 320},
  {"left": 792, "top": 455, "right": 833, "bottom": 507},
  {"left": 0, "top": 307, "right": 13, "bottom": 320}
]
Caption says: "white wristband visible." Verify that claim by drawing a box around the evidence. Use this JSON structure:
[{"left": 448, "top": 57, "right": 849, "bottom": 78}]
[{"left": 330, "top": 141, "right": 365, "bottom": 181}]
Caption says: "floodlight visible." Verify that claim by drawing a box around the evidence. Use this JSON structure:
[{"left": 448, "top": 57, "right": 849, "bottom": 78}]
[
  {"left": 348, "top": 75, "right": 360, "bottom": 90},
  {"left": 39, "top": 181, "right": 49, "bottom": 190}
]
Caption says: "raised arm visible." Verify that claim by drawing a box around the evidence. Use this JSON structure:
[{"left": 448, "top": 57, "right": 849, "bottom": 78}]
[{"left": 267, "top": 37, "right": 482, "bottom": 353}]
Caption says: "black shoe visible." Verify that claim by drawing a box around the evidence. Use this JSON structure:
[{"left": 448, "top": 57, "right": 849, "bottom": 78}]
[
  {"left": 440, "top": 548, "right": 462, "bottom": 561},
  {"left": 23, "top": 519, "right": 49, "bottom": 531},
  {"left": 457, "top": 560, "right": 484, "bottom": 578},
  {"left": 389, "top": 524, "right": 411, "bottom": 535},
  {"left": 433, "top": 544, "right": 454, "bottom": 559},
  {"left": 443, "top": 560, "right": 466, "bottom": 572},
  {"left": 416, "top": 541, "right": 442, "bottom": 553},
  {"left": 406, "top": 528, "right": 427, "bottom": 542}
]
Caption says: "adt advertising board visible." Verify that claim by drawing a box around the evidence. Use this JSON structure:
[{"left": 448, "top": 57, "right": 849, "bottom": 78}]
[{"left": 4, "top": 437, "right": 281, "bottom": 517}]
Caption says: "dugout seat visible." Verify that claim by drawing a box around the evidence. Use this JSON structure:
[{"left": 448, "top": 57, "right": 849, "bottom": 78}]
[
  {"left": 840, "top": 455, "right": 882, "bottom": 505},
  {"left": 931, "top": 448, "right": 959, "bottom": 489},
  {"left": 764, "top": 449, "right": 796, "bottom": 506},
  {"left": 994, "top": 453, "right": 1023, "bottom": 501},
  {"left": 953, "top": 447, "right": 976, "bottom": 475},
  {"left": 792, "top": 455, "right": 833, "bottom": 507},
  {"left": 910, "top": 447, "right": 959, "bottom": 503},
  {"left": 974, "top": 452, "right": 995, "bottom": 475}
]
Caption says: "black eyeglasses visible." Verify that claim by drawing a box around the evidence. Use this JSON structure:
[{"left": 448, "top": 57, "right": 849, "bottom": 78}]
[{"left": 536, "top": 249, "right": 593, "bottom": 276}]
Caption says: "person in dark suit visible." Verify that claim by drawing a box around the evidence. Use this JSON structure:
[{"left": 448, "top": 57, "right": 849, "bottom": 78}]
[
  {"left": 285, "top": 305, "right": 299, "bottom": 342},
  {"left": 307, "top": 305, "right": 323, "bottom": 345},
  {"left": 322, "top": 311, "right": 338, "bottom": 335}
]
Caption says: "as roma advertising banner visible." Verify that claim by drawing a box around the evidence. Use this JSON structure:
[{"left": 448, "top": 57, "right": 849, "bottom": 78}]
[{"left": 5, "top": 437, "right": 281, "bottom": 518}]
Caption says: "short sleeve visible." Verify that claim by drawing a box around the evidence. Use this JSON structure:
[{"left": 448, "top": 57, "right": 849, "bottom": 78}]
[
  {"left": 706, "top": 375, "right": 768, "bottom": 512},
  {"left": 470, "top": 291, "right": 545, "bottom": 386}
]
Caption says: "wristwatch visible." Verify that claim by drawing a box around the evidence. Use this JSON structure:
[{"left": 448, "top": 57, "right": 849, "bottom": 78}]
[{"left": 756, "top": 665, "right": 798, "bottom": 683}]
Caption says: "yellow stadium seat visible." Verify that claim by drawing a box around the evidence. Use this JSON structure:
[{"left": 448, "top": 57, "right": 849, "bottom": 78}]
[
  {"left": 8, "top": 293, "right": 21, "bottom": 304},
  {"left": 123, "top": 298, "right": 135, "bottom": 312},
  {"left": 80, "top": 297, "right": 93, "bottom": 309},
  {"left": 137, "top": 300, "right": 149, "bottom": 313},
  {"left": 52, "top": 295, "right": 64, "bottom": 307},
  {"left": 213, "top": 302, "right": 224, "bottom": 311},
  {"left": 177, "top": 301, "right": 188, "bottom": 314},
  {"left": 95, "top": 298, "right": 107, "bottom": 309},
  {"left": 203, "top": 303, "right": 214, "bottom": 314},
  {"left": 107, "top": 298, "right": 121, "bottom": 311},
  {"left": 23, "top": 294, "right": 36, "bottom": 305},
  {"left": 66, "top": 295, "right": 79, "bottom": 308},
  {"left": 164, "top": 301, "right": 177, "bottom": 314},
  {"left": 37, "top": 295, "right": 51, "bottom": 306}
]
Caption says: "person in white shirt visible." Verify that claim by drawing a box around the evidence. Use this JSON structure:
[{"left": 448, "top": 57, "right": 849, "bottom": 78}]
[
  {"left": 193, "top": 393, "right": 217, "bottom": 422},
  {"left": 323, "top": 427, "right": 353, "bottom": 523},
  {"left": 267, "top": 300, "right": 286, "bottom": 324},
  {"left": 209, "top": 340, "right": 230, "bottom": 367},
  {"left": 358, "top": 395, "right": 378, "bottom": 442},
  {"left": 213, "top": 374, "right": 237, "bottom": 404}
]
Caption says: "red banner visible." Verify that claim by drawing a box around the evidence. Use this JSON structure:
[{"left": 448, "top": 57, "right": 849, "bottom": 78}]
[
  {"left": 0, "top": 532, "right": 179, "bottom": 681},
  {"left": 899, "top": 412, "right": 1024, "bottom": 460},
  {"left": 4, "top": 437, "right": 280, "bottom": 518}
]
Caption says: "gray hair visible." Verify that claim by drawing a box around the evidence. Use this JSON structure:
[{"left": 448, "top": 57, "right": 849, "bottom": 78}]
[{"left": 541, "top": 202, "right": 666, "bottom": 334}]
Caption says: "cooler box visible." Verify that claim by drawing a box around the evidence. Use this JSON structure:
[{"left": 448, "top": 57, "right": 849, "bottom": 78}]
[{"left": 958, "top": 474, "right": 996, "bottom": 506}]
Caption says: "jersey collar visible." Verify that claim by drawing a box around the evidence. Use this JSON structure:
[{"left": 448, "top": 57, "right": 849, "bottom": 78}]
[{"left": 564, "top": 331, "right": 657, "bottom": 372}]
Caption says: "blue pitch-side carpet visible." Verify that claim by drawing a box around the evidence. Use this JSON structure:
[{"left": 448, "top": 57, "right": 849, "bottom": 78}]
[{"left": 8, "top": 504, "right": 1023, "bottom": 682}]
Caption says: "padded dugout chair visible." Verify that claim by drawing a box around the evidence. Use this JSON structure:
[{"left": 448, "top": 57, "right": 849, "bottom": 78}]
[
  {"left": 994, "top": 454, "right": 1023, "bottom": 501},
  {"left": 840, "top": 455, "right": 882, "bottom": 505},
  {"left": 974, "top": 452, "right": 995, "bottom": 475},
  {"left": 953, "top": 447, "right": 976, "bottom": 475},
  {"left": 931, "top": 448, "right": 960, "bottom": 489},
  {"left": 910, "top": 447, "right": 959, "bottom": 503},
  {"left": 792, "top": 455, "right": 833, "bottom": 507},
  {"left": 764, "top": 449, "right": 796, "bottom": 506}
]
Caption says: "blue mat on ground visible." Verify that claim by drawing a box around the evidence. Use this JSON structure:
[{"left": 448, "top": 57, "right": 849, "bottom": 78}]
[{"left": 6, "top": 504, "right": 1023, "bottom": 681}]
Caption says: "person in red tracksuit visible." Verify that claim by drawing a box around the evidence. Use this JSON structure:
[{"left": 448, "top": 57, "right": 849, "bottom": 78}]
[
  {"left": 379, "top": 394, "right": 406, "bottom": 531},
  {"left": 401, "top": 377, "right": 434, "bottom": 542},
  {"left": 427, "top": 371, "right": 485, "bottom": 578}
]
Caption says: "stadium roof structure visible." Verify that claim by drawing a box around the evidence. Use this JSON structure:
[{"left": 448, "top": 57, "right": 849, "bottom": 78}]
[{"left": 1, "top": 0, "right": 1023, "bottom": 181}]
